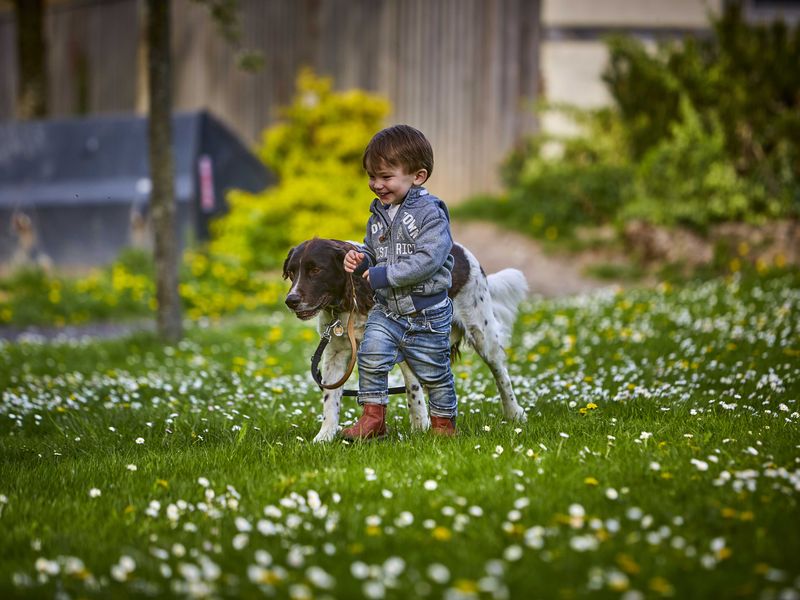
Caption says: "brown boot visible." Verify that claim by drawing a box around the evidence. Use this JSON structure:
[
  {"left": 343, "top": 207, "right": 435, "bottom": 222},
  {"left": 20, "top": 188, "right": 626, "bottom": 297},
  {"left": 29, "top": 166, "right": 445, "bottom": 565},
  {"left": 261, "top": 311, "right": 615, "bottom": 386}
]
[
  {"left": 431, "top": 416, "right": 456, "bottom": 436},
  {"left": 341, "top": 403, "right": 387, "bottom": 441}
]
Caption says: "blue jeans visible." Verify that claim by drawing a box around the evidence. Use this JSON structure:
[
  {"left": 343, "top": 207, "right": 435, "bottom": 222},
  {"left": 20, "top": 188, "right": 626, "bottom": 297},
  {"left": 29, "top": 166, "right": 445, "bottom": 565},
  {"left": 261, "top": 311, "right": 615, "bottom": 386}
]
[{"left": 357, "top": 298, "right": 457, "bottom": 419}]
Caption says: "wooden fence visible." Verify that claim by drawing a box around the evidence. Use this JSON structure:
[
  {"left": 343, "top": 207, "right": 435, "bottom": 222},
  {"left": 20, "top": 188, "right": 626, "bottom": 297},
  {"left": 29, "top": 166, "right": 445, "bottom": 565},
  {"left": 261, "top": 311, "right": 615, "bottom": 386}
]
[{"left": 0, "top": 0, "right": 541, "bottom": 202}]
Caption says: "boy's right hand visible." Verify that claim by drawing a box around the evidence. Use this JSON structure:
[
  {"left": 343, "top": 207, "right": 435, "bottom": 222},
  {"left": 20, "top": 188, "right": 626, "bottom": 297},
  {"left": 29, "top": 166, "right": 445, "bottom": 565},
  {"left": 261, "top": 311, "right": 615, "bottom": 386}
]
[{"left": 344, "top": 250, "right": 364, "bottom": 273}]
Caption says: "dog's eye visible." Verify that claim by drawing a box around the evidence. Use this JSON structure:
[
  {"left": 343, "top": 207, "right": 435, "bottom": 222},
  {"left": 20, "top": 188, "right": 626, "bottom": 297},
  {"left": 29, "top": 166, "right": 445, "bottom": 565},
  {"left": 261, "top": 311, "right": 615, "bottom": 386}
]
[{"left": 308, "top": 266, "right": 321, "bottom": 276}]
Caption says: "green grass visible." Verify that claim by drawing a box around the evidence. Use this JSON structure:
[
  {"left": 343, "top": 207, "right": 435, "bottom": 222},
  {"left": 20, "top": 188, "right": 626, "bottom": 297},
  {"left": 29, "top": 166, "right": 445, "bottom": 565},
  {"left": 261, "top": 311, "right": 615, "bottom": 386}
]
[{"left": 1, "top": 273, "right": 799, "bottom": 598}]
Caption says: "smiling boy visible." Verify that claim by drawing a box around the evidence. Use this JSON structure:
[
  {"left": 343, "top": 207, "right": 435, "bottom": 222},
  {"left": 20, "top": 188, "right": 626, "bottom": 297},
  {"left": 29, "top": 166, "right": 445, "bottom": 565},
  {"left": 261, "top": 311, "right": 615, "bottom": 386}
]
[{"left": 342, "top": 124, "right": 457, "bottom": 440}]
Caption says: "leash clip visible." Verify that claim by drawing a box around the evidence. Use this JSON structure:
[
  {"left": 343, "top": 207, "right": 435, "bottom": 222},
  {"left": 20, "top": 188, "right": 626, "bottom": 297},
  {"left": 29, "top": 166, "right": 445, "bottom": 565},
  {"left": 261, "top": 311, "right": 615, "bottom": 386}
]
[{"left": 323, "top": 319, "right": 343, "bottom": 339}]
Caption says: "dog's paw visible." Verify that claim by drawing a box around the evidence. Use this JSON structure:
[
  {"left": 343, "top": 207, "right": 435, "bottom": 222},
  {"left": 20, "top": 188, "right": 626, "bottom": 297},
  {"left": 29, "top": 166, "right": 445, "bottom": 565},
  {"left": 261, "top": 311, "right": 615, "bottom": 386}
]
[
  {"left": 409, "top": 416, "right": 431, "bottom": 432},
  {"left": 313, "top": 429, "right": 337, "bottom": 443},
  {"left": 505, "top": 405, "right": 527, "bottom": 422}
]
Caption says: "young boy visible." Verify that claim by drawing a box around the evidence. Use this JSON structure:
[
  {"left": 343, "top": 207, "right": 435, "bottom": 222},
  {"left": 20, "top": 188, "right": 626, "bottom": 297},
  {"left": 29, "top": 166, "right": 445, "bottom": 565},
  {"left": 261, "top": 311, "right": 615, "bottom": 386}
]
[{"left": 342, "top": 124, "right": 458, "bottom": 440}]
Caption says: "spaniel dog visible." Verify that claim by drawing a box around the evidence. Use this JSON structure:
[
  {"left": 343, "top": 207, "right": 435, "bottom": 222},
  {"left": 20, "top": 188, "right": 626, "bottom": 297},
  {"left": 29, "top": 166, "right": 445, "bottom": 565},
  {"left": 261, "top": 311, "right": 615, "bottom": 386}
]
[{"left": 283, "top": 238, "right": 528, "bottom": 442}]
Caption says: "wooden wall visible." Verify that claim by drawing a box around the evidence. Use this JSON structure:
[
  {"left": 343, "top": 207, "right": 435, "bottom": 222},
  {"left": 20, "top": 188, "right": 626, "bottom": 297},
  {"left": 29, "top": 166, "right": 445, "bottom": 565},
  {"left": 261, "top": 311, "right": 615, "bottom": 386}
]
[{"left": 0, "top": 0, "right": 541, "bottom": 202}]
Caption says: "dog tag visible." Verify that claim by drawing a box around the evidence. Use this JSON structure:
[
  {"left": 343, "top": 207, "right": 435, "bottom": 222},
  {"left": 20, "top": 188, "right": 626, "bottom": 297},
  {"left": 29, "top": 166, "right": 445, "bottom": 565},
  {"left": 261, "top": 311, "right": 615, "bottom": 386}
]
[{"left": 333, "top": 324, "right": 345, "bottom": 336}]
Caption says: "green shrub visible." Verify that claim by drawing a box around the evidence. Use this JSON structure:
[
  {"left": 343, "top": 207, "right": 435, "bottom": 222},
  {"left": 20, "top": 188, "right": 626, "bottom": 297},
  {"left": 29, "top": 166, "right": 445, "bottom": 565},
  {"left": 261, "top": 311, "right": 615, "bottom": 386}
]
[
  {"left": 455, "top": 106, "right": 635, "bottom": 239},
  {"left": 604, "top": 2, "right": 800, "bottom": 208},
  {"left": 623, "top": 97, "right": 774, "bottom": 229},
  {"left": 209, "top": 69, "right": 390, "bottom": 271}
]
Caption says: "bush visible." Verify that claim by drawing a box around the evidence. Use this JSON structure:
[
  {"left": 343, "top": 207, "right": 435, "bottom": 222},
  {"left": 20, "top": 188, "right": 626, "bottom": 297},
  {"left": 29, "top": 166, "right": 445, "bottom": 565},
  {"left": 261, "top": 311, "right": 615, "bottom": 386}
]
[
  {"left": 454, "top": 106, "right": 635, "bottom": 240},
  {"left": 623, "top": 97, "right": 774, "bottom": 229},
  {"left": 209, "top": 69, "right": 390, "bottom": 271},
  {"left": 604, "top": 2, "right": 800, "bottom": 208}
]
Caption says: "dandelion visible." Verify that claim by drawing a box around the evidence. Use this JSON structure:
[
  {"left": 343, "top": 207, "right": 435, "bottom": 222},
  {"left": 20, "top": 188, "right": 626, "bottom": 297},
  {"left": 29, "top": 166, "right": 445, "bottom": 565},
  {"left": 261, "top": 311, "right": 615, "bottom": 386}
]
[
  {"left": 197, "top": 477, "right": 210, "bottom": 488},
  {"left": 423, "top": 479, "right": 438, "bottom": 491},
  {"left": 605, "top": 488, "right": 619, "bottom": 500},
  {"left": 89, "top": 488, "right": 102, "bottom": 498},
  {"left": 691, "top": 458, "right": 709, "bottom": 471},
  {"left": 135, "top": 437, "right": 144, "bottom": 445},
  {"left": 126, "top": 464, "right": 138, "bottom": 471}
]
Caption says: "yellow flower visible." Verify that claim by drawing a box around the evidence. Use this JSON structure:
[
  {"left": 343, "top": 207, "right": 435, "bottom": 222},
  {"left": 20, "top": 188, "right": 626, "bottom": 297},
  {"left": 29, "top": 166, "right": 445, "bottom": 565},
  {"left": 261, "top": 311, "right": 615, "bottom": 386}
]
[
  {"left": 432, "top": 526, "right": 452, "bottom": 541},
  {"left": 649, "top": 576, "right": 674, "bottom": 596},
  {"left": 454, "top": 579, "right": 479, "bottom": 594},
  {"left": 616, "top": 553, "right": 640, "bottom": 575},
  {"left": 584, "top": 476, "right": 599, "bottom": 486}
]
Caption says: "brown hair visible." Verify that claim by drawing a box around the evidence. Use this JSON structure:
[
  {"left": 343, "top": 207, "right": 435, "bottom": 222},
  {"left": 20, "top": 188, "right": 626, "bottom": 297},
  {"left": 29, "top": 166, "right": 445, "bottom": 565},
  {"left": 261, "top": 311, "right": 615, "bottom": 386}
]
[{"left": 362, "top": 124, "right": 433, "bottom": 182}]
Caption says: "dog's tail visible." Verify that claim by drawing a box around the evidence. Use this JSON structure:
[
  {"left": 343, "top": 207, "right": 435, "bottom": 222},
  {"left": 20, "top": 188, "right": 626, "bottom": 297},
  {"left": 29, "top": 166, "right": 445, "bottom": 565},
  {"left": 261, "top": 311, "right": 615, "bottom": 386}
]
[{"left": 487, "top": 269, "right": 528, "bottom": 348}]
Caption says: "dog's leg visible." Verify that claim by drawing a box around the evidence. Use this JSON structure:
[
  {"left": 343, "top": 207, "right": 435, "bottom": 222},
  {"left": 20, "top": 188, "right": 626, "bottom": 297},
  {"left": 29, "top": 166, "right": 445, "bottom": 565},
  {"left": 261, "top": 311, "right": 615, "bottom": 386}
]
[
  {"left": 312, "top": 345, "right": 349, "bottom": 443},
  {"left": 398, "top": 362, "right": 430, "bottom": 431},
  {"left": 467, "top": 325, "right": 527, "bottom": 422}
]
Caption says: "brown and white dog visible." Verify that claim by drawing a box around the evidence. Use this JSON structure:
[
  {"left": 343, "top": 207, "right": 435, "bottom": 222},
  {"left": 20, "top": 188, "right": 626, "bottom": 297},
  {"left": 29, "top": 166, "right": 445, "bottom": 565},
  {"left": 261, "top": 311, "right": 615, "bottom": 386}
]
[{"left": 283, "top": 238, "right": 528, "bottom": 442}]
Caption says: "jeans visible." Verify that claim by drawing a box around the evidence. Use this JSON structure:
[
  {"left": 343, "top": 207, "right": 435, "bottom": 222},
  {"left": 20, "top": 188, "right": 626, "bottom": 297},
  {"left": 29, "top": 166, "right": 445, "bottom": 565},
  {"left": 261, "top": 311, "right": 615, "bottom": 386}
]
[{"left": 357, "top": 298, "right": 457, "bottom": 418}]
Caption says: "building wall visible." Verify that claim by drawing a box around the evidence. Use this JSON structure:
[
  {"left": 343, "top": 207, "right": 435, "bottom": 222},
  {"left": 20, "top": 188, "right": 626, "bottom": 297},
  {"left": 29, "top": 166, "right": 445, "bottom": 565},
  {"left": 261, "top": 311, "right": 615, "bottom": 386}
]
[
  {"left": 0, "top": 0, "right": 542, "bottom": 203},
  {"left": 540, "top": 0, "right": 724, "bottom": 135}
]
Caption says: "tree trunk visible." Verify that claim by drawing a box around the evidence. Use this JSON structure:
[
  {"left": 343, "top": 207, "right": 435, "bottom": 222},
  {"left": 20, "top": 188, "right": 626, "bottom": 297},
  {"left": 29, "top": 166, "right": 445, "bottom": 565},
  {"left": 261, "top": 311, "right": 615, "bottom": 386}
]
[
  {"left": 147, "top": 0, "right": 182, "bottom": 342},
  {"left": 13, "top": 0, "right": 47, "bottom": 119}
]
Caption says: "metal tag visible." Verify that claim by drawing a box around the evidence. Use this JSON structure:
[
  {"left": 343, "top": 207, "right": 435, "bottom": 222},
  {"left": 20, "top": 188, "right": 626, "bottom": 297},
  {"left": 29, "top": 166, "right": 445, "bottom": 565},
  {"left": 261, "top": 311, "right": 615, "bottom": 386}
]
[{"left": 333, "top": 324, "right": 345, "bottom": 337}]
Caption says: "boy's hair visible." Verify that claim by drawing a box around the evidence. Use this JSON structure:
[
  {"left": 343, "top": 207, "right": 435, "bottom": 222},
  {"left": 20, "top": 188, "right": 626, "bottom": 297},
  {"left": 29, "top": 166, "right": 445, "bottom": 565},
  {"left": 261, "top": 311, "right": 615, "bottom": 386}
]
[{"left": 363, "top": 124, "right": 433, "bottom": 181}]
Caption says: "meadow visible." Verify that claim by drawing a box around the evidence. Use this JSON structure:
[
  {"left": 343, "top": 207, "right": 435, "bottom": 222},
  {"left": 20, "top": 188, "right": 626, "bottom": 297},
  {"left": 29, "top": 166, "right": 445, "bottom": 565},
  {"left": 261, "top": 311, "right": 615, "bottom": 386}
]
[{"left": 1, "top": 272, "right": 799, "bottom": 599}]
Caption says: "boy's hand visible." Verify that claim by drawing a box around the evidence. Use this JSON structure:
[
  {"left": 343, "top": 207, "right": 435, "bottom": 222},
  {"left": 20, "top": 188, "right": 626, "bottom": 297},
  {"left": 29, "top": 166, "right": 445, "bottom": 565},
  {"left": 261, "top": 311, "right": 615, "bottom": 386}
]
[{"left": 344, "top": 250, "right": 364, "bottom": 273}]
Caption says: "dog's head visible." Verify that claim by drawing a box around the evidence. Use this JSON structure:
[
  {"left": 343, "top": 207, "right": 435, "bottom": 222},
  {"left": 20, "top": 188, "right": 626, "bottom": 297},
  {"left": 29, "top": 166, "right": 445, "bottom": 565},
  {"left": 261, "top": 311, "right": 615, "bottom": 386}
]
[{"left": 283, "top": 238, "right": 359, "bottom": 320}]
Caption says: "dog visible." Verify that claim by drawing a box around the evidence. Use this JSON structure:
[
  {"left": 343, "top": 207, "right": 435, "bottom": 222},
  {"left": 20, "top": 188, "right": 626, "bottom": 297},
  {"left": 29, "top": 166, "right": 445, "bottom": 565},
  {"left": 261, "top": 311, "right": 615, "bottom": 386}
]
[{"left": 283, "top": 238, "right": 528, "bottom": 442}]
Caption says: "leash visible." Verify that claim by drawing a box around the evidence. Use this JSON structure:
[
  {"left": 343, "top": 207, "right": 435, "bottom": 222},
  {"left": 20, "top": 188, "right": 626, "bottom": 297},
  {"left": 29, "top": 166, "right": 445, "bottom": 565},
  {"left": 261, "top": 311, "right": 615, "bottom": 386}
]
[{"left": 310, "top": 271, "right": 407, "bottom": 397}]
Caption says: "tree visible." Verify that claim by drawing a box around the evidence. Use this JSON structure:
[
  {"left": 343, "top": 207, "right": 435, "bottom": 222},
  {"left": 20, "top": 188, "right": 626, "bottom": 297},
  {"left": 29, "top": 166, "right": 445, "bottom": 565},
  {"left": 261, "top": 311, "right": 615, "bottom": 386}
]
[
  {"left": 146, "top": 0, "right": 182, "bottom": 341},
  {"left": 13, "top": 0, "right": 47, "bottom": 118}
]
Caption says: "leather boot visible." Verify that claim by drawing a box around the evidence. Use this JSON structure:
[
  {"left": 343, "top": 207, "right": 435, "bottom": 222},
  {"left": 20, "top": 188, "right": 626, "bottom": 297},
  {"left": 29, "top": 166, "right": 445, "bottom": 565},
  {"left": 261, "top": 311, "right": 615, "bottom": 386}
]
[
  {"left": 341, "top": 403, "right": 387, "bottom": 441},
  {"left": 431, "top": 415, "right": 456, "bottom": 436}
]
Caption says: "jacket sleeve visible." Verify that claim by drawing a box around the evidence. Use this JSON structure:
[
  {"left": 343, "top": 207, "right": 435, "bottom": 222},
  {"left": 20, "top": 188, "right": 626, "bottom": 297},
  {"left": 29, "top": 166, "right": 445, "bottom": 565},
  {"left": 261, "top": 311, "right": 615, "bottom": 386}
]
[
  {"left": 360, "top": 221, "right": 376, "bottom": 266},
  {"left": 370, "top": 211, "right": 452, "bottom": 289}
]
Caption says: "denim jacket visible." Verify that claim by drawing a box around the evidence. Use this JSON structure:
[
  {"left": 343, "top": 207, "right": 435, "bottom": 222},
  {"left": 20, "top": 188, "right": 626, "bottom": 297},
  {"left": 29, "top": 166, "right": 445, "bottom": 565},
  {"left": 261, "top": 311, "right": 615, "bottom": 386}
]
[{"left": 361, "top": 186, "right": 454, "bottom": 315}]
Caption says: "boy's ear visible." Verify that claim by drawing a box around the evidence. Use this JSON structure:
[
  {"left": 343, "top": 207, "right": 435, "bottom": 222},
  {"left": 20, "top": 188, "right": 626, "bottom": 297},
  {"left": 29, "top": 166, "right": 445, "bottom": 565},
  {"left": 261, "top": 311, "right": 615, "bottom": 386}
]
[{"left": 414, "top": 169, "right": 429, "bottom": 185}]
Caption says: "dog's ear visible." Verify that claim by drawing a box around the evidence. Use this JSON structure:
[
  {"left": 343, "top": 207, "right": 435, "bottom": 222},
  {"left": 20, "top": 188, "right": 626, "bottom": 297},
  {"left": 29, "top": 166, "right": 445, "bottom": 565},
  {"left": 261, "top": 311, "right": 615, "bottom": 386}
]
[{"left": 282, "top": 245, "right": 296, "bottom": 280}]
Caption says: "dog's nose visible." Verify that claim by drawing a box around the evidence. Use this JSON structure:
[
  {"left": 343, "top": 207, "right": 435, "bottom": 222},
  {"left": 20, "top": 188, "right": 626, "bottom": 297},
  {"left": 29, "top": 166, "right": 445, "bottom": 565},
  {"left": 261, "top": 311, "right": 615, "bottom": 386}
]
[{"left": 285, "top": 293, "right": 301, "bottom": 309}]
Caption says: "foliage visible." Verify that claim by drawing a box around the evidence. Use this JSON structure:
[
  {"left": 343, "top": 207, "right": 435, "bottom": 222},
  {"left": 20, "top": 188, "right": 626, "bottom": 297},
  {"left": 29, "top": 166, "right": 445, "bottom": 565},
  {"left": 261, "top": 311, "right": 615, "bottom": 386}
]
[
  {"left": 453, "top": 106, "right": 635, "bottom": 240},
  {"left": 457, "top": 4, "right": 798, "bottom": 241},
  {"left": 0, "top": 248, "right": 286, "bottom": 327},
  {"left": 1, "top": 273, "right": 799, "bottom": 597},
  {"left": 0, "top": 250, "right": 155, "bottom": 327},
  {"left": 623, "top": 97, "right": 775, "bottom": 229},
  {"left": 603, "top": 2, "right": 800, "bottom": 206},
  {"left": 210, "top": 69, "right": 390, "bottom": 271}
]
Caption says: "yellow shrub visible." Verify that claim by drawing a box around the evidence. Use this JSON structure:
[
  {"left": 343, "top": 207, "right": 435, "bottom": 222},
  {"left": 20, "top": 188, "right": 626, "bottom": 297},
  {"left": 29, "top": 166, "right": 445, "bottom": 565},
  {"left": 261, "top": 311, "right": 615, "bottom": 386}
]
[{"left": 210, "top": 69, "right": 390, "bottom": 271}]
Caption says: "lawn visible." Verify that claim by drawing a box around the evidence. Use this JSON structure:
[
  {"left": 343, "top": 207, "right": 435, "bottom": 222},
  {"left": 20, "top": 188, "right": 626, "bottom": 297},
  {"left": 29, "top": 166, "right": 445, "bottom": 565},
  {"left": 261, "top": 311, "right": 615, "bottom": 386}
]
[{"left": 1, "top": 272, "right": 799, "bottom": 599}]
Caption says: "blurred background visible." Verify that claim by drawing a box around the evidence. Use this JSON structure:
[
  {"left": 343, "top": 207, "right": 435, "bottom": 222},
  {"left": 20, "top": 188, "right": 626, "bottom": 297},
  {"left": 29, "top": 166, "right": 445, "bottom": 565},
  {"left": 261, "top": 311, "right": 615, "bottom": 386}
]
[{"left": 0, "top": 0, "right": 798, "bottom": 332}]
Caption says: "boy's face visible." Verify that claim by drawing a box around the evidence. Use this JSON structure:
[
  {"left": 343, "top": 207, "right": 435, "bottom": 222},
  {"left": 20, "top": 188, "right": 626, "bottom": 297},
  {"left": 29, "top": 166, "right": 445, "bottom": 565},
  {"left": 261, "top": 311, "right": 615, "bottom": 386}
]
[{"left": 367, "top": 162, "right": 428, "bottom": 207}]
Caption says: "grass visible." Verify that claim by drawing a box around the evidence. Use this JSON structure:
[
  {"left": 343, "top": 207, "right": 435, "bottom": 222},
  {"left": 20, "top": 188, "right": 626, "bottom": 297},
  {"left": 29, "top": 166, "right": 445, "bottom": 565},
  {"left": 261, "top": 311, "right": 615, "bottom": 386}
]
[{"left": 1, "top": 272, "right": 799, "bottom": 598}]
